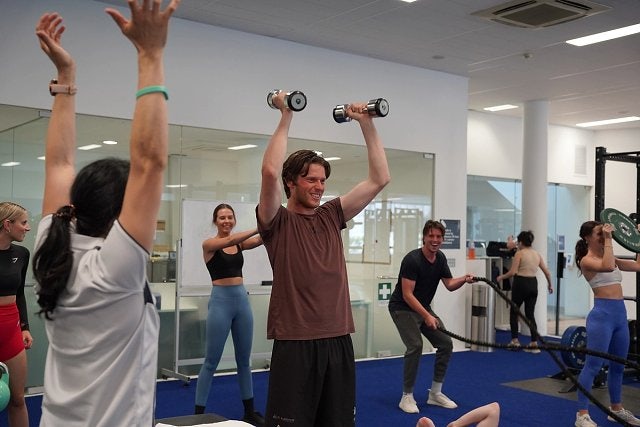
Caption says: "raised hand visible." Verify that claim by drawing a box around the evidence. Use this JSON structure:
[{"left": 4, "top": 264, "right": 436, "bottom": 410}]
[
  {"left": 35, "top": 12, "right": 75, "bottom": 73},
  {"left": 105, "top": 0, "right": 181, "bottom": 55},
  {"left": 345, "top": 102, "right": 373, "bottom": 122}
]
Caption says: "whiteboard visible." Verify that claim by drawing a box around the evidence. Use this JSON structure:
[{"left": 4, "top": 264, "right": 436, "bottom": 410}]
[{"left": 179, "top": 199, "right": 273, "bottom": 289}]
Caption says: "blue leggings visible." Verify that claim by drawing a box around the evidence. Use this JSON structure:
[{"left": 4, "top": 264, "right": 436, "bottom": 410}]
[
  {"left": 195, "top": 284, "right": 254, "bottom": 406},
  {"left": 577, "top": 298, "right": 629, "bottom": 410}
]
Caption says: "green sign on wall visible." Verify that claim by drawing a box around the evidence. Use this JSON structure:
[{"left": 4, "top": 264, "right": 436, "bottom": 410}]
[{"left": 378, "top": 282, "right": 392, "bottom": 305}]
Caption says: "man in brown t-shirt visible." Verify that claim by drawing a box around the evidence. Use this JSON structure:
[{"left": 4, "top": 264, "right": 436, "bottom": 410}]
[{"left": 257, "top": 91, "right": 390, "bottom": 427}]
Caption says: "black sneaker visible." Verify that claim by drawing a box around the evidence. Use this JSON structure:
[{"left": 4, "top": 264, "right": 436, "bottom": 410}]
[{"left": 242, "top": 411, "right": 265, "bottom": 427}]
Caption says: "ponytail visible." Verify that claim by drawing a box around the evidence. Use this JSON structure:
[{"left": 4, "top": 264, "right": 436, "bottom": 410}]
[
  {"left": 574, "top": 220, "right": 601, "bottom": 274},
  {"left": 33, "top": 158, "right": 129, "bottom": 320},
  {"left": 33, "top": 205, "right": 75, "bottom": 320},
  {"left": 574, "top": 239, "right": 588, "bottom": 272}
]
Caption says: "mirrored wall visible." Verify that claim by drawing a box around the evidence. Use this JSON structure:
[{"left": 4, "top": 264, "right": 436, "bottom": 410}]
[{"left": 0, "top": 104, "right": 435, "bottom": 388}]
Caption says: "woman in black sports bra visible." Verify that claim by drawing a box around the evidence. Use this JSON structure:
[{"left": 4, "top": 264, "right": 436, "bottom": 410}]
[{"left": 194, "top": 203, "right": 264, "bottom": 426}]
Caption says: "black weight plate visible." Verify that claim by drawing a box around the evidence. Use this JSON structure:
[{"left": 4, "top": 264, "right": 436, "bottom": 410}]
[
  {"left": 600, "top": 208, "right": 640, "bottom": 253},
  {"left": 561, "top": 325, "right": 587, "bottom": 369}
]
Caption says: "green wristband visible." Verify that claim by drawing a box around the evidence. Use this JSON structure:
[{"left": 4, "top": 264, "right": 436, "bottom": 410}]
[{"left": 136, "top": 85, "right": 169, "bottom": 100}]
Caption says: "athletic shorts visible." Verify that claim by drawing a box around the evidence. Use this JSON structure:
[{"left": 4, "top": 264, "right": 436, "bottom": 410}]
[
  {"left": 0, "top": 303, "right": 24, "bottom": 361},
  {"left": 265, "top": 335, "right": 356, "bottom": 427}
]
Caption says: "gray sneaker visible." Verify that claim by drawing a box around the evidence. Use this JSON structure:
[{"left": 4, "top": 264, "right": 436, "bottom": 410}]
[
  {"left": 398, "top": 393, "right": 419, "bottom": 413},
  {"left": 607, "top": 408, "right": 640, "bottom": 426},
  {"left": 575, "top": 412, "right": 597, "bottom": 427},
  {"left": 427, "top": 390, "right": 457, "bottom": 409}
]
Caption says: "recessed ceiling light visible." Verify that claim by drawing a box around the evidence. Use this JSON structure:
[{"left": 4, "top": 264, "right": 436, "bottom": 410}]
[
  {"left": 78, "top": 144, "right": 102, "bottom": 150},
  {"left": 400, "top": 0, "right": 418, "bottom": 2},
  {"left": 567, "top": 23, "right": 640, "bottom": 46},
  {"left": 166, "top": 184, "right": 188, "bottom": 188},
  {"left": 228, "top": 144, "right": 257, "bottom": 150},
  {"left": 102, "top": 140, "right": 118, "bottom": 145},
  {"left": 576, "top": 116, "right": 640, "bottom": 127},
  {"left": 38, "top": 156, "right": 46, "bottom": 160},
  {"left": 324, "top": 157, "right": 341, "bottom": 161},
  {"left": 483, "top": 104, "right": 518, "bottom": 112},
  {"left": 1, "top": 161, "right": 20, "bottom": 167}
]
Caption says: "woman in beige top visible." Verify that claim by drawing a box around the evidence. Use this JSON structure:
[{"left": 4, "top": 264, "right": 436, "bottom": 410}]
[{"left": 497, "top": 230, "right": 552, "bottom": 352}]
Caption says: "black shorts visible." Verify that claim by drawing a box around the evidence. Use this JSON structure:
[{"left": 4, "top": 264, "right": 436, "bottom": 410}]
[{"left": 265, "top": 335, "right": 355, "bottom": 427}]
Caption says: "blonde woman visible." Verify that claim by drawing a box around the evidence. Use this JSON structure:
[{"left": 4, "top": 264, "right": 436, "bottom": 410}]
[{"left": 0, "top": 202, "right": 32, "bottom": 427}]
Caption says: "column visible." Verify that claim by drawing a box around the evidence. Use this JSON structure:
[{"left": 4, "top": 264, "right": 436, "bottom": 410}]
[{"left": 521, "top": 99, "right": 549, "bottom": 337}]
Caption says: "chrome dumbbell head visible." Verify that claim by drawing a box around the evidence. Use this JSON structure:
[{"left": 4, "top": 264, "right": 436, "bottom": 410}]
[
  {"left": 333, "top": 104, "right": 351, "bottom": 123},
  {"left": 267, "top": 89, "right": 307, "bottom": 112},
  {"left": 333, "top": 98, "right": 389, "bottom": 123},
  {"left": 366, "top": 98, "right": 389, "bottom": 117}
]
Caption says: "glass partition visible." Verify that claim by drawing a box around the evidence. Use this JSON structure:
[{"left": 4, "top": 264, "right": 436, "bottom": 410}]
[{"left": 0, "top": 104, "right": 434, "bottom": 389}]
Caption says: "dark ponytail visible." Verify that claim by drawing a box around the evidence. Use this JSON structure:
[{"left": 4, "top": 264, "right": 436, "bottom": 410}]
[
  {"left": 33, "top": 158, "right": 129, "bottom": 319},
  {"left": 34, "top": 205, "right": 75, "bottom": 320},
  {"left": 575, "top": 220, "right": 600, "bottom": 272}
]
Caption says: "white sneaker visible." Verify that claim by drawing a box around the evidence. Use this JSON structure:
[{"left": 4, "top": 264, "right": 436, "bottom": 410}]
[
  {"left": 575, "top": 412, "right": 598, "bottom": 427},
  {"left": 399, "top": 393, "right": 419, "bottom": 413},
  {"left": 607, "top": 408, "right": 640, "bottom": 426},
  {"left": 427, "top": 390, "right": 458, "bottom": 409}
]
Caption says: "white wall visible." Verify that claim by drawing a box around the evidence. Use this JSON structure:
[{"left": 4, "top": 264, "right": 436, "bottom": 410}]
[
  {"left": 468, "top": 110, "right": 595, "bottom": 185},
  {"left": 1, "top": 0, "right": 470, "bottom": 342}
]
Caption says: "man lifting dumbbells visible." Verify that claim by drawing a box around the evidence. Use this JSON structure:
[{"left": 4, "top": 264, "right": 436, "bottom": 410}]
[{"left": 257, "top": 90, "right": 390, "bottom": 426}]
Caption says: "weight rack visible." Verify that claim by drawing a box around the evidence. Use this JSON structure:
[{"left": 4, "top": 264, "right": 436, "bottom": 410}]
[{"left": 594, "top": 146, "right": 640, "bottom": 373}]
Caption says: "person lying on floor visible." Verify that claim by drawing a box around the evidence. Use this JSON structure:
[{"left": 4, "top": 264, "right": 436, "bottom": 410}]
[{"left": 416, "top": 402, "right": 500, "bottom": 427}]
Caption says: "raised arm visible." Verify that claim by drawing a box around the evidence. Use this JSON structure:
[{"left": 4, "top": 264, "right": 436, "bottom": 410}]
[
  {"left": 203, "top": 228, "right": 262, "bottom": 259},
  {"left": 339, "top": 104, "right": 391, "bottom": 222},
  {"left": 106, "top": 0, "right": 180, "bottom": 252},
  {"left": 258, "top": 92, "right": 293, "bottom": 226},
  {"left": 616, "top": 223, "right": 640, "bottom": 272},
  {"left": 580, "top": 223, "right": 616, "bottom": 273},
  {"left": 35, "top": 13, "right": 77, "bottom": 216}
]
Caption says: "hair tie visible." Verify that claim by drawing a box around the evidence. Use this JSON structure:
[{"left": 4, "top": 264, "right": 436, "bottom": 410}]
[{"left": 55, "top": 204, "right": 76, "bottom": 221}]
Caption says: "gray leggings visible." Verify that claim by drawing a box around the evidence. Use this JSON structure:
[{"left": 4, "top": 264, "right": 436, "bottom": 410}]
[{"left": 390, "top": 309, "right": 453, "bottom": 393}]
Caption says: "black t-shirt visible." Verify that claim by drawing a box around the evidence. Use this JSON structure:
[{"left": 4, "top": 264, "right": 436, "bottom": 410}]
[
  {"left": 388, "top": 248, "right": 452, "bottom": 312},
  {"left": 0, "top": 243, "right": 30, "bottom": 330}
]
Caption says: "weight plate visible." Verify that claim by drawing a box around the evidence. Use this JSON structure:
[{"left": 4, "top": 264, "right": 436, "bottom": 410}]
[
  {"left": 599, "top": 208, "right": 640, "bottom": 253},
  {"left": 561, "top": 325, "right": 587, "bottom": 369}
]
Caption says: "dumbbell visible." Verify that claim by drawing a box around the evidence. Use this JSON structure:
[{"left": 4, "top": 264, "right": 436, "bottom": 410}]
[
  {"left": 0, "top": 362, "right": 9, "bottom": 412},
  {"left": 267, "top": 90, "right": 307, "bottom": 112},
  {"left": 333, "top": 98, "right": 389, "bottom": 123}
]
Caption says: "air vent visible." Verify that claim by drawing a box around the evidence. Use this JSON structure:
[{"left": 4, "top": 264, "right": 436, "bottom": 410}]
[{"left": 472, "top": 0, "right": 610, "bottom": 28}]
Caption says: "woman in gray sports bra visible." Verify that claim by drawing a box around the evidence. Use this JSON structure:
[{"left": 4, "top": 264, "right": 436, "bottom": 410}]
[{"left": 573, "top": 221, "right": 640, "bottom": 427}]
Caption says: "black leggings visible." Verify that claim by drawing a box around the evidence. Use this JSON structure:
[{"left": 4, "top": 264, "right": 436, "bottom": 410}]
[{"left": 510, "top": 275, "right": 539, "bottom": 341}]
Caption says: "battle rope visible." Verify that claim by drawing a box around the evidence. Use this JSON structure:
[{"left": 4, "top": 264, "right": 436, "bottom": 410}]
[{"left": 435, "top": 276, "right": 637, "bottom": 426}]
